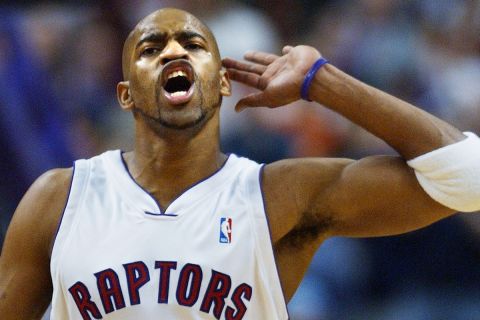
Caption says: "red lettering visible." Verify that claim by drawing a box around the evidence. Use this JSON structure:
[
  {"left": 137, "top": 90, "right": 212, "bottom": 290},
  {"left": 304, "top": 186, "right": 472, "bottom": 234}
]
[
  {"left": 176, "top": 263, "right": 203, "bottom": 306},
  {"left": 68, "top": 281, "right": 103, "bottom": 320},
  {"left": 155, "top": 261, "right": 177, "bottom": 303},
  {"left": 123, "top": 261, "right": 150, "bottom": 305},
  {"left": 200, "top": 270, "right": 232, "bottom": 319},
  {"left": 225, "top": 283, "right": 252, "bottom": 320},
  {"left": 94, "top": 268, "right": 126, "bottom": 314}
]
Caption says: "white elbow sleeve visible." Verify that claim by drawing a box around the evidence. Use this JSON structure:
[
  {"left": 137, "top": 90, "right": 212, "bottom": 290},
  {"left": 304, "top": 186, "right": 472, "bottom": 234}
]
[{"left": 407, "top": 132, "right": 480, "bottom": 212}]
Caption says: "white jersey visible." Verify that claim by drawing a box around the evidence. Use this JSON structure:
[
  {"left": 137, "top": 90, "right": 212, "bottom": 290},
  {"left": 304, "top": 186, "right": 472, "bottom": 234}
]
[{"left": 50, "top": 150, "right": 289, "bottom": 320}]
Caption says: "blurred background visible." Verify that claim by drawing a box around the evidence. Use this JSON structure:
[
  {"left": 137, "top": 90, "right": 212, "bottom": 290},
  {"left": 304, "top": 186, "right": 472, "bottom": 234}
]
[{"left": 0, "top": 0, "right": 479, "bottom": 319}]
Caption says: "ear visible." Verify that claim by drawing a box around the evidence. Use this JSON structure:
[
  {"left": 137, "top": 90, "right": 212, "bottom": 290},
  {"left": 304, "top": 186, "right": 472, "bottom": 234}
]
[
  {"left": 117, "top": 81, "right": 134, "bottom": 111},
  {"left": 219, "top": 68, "right": 231, "bottom": 97}
]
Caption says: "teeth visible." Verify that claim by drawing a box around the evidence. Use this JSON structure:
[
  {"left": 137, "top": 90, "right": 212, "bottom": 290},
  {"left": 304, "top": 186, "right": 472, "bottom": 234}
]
[
  {"left": 167, "top": 70, "right": 188, "bottom": 79},
  {"left": 170, "top": 91, "right": 187, "bottom": 97}
]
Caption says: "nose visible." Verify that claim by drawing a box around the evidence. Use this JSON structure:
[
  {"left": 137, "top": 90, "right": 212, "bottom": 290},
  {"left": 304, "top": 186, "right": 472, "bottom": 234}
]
[{"left": 160, "top": 40, "right": 188, "bottom": 65}]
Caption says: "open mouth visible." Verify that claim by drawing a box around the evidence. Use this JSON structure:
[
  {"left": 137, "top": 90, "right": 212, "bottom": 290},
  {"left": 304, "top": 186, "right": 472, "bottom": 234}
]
[
  {"left": 164, "top": 70, "right": 192, "bottom": 96},
  {"left": 161, "top": 61, "right": 195, "bottom": 103}
]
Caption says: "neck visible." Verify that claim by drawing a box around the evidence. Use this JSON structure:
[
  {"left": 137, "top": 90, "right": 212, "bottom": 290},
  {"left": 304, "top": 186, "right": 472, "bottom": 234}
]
[{"left": 123, "top": 110, "right": 226, "bottom": 210}]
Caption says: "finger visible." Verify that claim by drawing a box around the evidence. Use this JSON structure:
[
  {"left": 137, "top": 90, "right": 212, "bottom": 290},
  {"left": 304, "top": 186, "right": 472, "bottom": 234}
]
[
  {"left": 244, "top": 51, "right": 279, "bottom": 66},
  {"left": 235, "top": 92, "right": 266, "bottom": 112},
  {"left": 226, "top": 68, "right": 264, "bottom": 89},
  {"left": 282, "top": 45, "right": 293, "bottom": 54},
  {"left": 222, "top": 58, "right": 267, "bottom": 75}
]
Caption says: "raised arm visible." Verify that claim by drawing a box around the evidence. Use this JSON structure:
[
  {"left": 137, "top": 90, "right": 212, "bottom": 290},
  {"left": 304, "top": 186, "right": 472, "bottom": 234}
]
[
  {"left": 0, "top": 168, "right": 72, "bottom": 319},
  {"left": 224, "top": 45, "right": 480, "bottom": 299},
  {"left": 223, "top": 45, "right": 464, "bottom": 158},
  {"left": 222, "top": 45, "right": 479, "bottom": 238}
]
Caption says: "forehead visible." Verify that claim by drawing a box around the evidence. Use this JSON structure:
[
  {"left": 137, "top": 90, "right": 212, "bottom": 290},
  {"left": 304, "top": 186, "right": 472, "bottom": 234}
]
[{"left": 135, "top": 10, "right": 212, "bottom": 42}]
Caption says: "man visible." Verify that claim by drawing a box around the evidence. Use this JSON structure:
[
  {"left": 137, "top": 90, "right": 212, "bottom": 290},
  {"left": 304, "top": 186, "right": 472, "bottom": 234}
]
[{"left": 1, "top": 7, "right": 479, "bottom": 320}]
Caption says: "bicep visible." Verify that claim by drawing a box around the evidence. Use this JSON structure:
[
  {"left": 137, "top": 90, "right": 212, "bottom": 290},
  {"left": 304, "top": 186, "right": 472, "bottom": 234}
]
[
  {"left": 264, "top": 156, "right": 455, "bottom": 242},
  {"left": 323, "top": 156, "right": 455, "bottom": 237},
  {"left": 0, "top": 247, "right": 52, "bottom": 319},
  {"left": 0, "top": 168, "right": 72, "bottom": 319}
]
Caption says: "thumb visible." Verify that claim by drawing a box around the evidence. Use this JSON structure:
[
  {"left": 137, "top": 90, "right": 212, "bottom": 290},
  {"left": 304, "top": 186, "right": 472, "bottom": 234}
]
[{"left": 235, "top": 92, "right": 266, "bottom": 112}]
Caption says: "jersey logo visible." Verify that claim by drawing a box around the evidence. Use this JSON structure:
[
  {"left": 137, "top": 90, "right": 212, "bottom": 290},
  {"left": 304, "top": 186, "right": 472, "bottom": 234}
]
[{"left": 219, "top": 217, "right": 232, "bottom": 243}]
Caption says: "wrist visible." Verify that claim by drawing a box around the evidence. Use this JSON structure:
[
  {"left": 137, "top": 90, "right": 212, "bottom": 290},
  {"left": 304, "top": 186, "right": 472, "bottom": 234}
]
[
  {"left": 308, "top": 63, "right": 355, "bottom": 105},
  {"left": 301, "top": 58, "right": 329, "bottom": 101}
]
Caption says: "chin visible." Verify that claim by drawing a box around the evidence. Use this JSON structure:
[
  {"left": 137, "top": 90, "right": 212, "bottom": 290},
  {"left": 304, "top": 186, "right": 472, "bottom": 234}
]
[{"left": 157, "top": 108, "right": 209, "bottom": 131}]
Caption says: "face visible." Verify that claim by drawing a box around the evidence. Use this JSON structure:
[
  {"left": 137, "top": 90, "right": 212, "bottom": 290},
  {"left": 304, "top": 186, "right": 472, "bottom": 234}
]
[{"left": 118, "top": 9, "right": 230, "bottom": 131}]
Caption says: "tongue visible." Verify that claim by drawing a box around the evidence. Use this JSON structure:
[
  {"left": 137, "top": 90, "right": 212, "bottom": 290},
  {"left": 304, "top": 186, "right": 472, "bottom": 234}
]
[
  {"left": 163, "top": 86, "right": 194, "bottom": 105},
  {"left": 171, "top": 91, "right": 187, "bottom": 97}
]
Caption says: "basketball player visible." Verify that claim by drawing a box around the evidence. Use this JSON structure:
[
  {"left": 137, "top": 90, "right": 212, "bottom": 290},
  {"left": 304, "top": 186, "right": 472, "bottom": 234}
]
[{"left": 1, "top": 8, "right": 479, "bottom": 320}]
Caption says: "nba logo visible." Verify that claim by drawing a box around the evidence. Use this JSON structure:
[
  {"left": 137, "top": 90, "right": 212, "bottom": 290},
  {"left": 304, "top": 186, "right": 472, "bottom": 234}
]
[{"left": 219, "top": 217, "right": 232, "bottom": 243}]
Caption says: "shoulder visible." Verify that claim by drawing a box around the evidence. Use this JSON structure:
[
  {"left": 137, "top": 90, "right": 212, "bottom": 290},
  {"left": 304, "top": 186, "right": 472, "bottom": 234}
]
[
  {"left": 10, "top": 168, "right": 73, "bottom": 255},
  {"left": 28, "top": 167, "right": 73, "bottom": 226},
  {"left": 32, "top": 168, "right": 73, "bottom": 195},
  {"left": 264, "top": 157, "right": 353, "bottom": 182},
  {"left": 31, "top": 168, "right": 73, "bottom": 194},
  {"left": 263, "top": 157, "right": 354, "bottom": 204},
  {"left": 22, "top": 168, "right": 73, "bottom": 217}
]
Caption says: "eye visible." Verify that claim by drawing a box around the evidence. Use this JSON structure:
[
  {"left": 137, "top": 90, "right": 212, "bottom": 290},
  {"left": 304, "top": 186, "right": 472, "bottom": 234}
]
[
  {"left": 184, "top": 42, "right": 203, "bottom": 50},
  {"left": 141, "top": 47, "right": 160, "bottom": 56}
]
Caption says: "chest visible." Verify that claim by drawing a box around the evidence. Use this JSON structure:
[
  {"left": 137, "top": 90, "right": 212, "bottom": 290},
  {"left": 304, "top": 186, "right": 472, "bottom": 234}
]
[{"left": 56, "top": 186, "right": 257, "bottom": 319}]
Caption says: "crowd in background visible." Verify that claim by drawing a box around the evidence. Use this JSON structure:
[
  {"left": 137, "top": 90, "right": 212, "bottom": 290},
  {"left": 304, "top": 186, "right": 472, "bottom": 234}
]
[{"left": 1, "top": 0, "right": 479, "bottom": 319}]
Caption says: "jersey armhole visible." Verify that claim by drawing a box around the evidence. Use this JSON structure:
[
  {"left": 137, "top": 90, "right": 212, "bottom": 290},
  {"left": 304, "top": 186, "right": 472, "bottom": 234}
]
[
  {"left": 48, "top": 165, "right": 75, "bottom": 257},
  {"left": 246, "top": 164, "right": 290, "bottom": 319},
  {"left": 50, "top": 159, "right": 90, "bottom": 267}
]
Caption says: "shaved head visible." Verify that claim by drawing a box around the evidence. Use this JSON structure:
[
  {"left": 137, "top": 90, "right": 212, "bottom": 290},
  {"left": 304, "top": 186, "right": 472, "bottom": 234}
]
[{"left": 122, "top": 8, "right": 220, "bottom": 80}]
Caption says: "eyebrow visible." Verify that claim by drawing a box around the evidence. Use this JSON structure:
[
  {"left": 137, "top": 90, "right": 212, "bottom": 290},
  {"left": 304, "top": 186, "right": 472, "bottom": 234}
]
[
  {"left": 135, "top": 30, "right": 207, "bottom": 49},
  {"left": 136, "top": 32, "right": 165, "bottom": 49},
  {"left": 175, "top": 30, "right": 207, "bottom": 43}
]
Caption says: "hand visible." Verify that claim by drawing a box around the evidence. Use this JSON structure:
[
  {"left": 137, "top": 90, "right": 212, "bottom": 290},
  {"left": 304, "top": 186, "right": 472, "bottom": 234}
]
[{"left": 222, "top": 45, "right": 321, "bottom": 111}]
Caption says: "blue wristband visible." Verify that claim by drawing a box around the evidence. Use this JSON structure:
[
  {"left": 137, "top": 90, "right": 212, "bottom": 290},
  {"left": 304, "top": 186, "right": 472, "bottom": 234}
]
[{"left": 301, "top": 58, "right": 329, "bottom": 101}]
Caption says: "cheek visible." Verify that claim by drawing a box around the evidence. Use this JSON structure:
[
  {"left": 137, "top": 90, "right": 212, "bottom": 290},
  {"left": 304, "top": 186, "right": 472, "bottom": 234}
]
[
  {"left": 195, "top": 56, "right": 221, "bottom": 80},
  {"left": 129, "top": 81, "right": 159, "bottom": 112},
  {"left": 132, "top": 72, "right": 158, "bottom": 97},
  {"left": 197, "top": 66, "right": 221, "bottom": 91},
  {"left": 197, "top": 76, "right": 221, "bottom": 103},
  {"left": 133, "top": 60, "right": 161, "bottom": 87}
]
